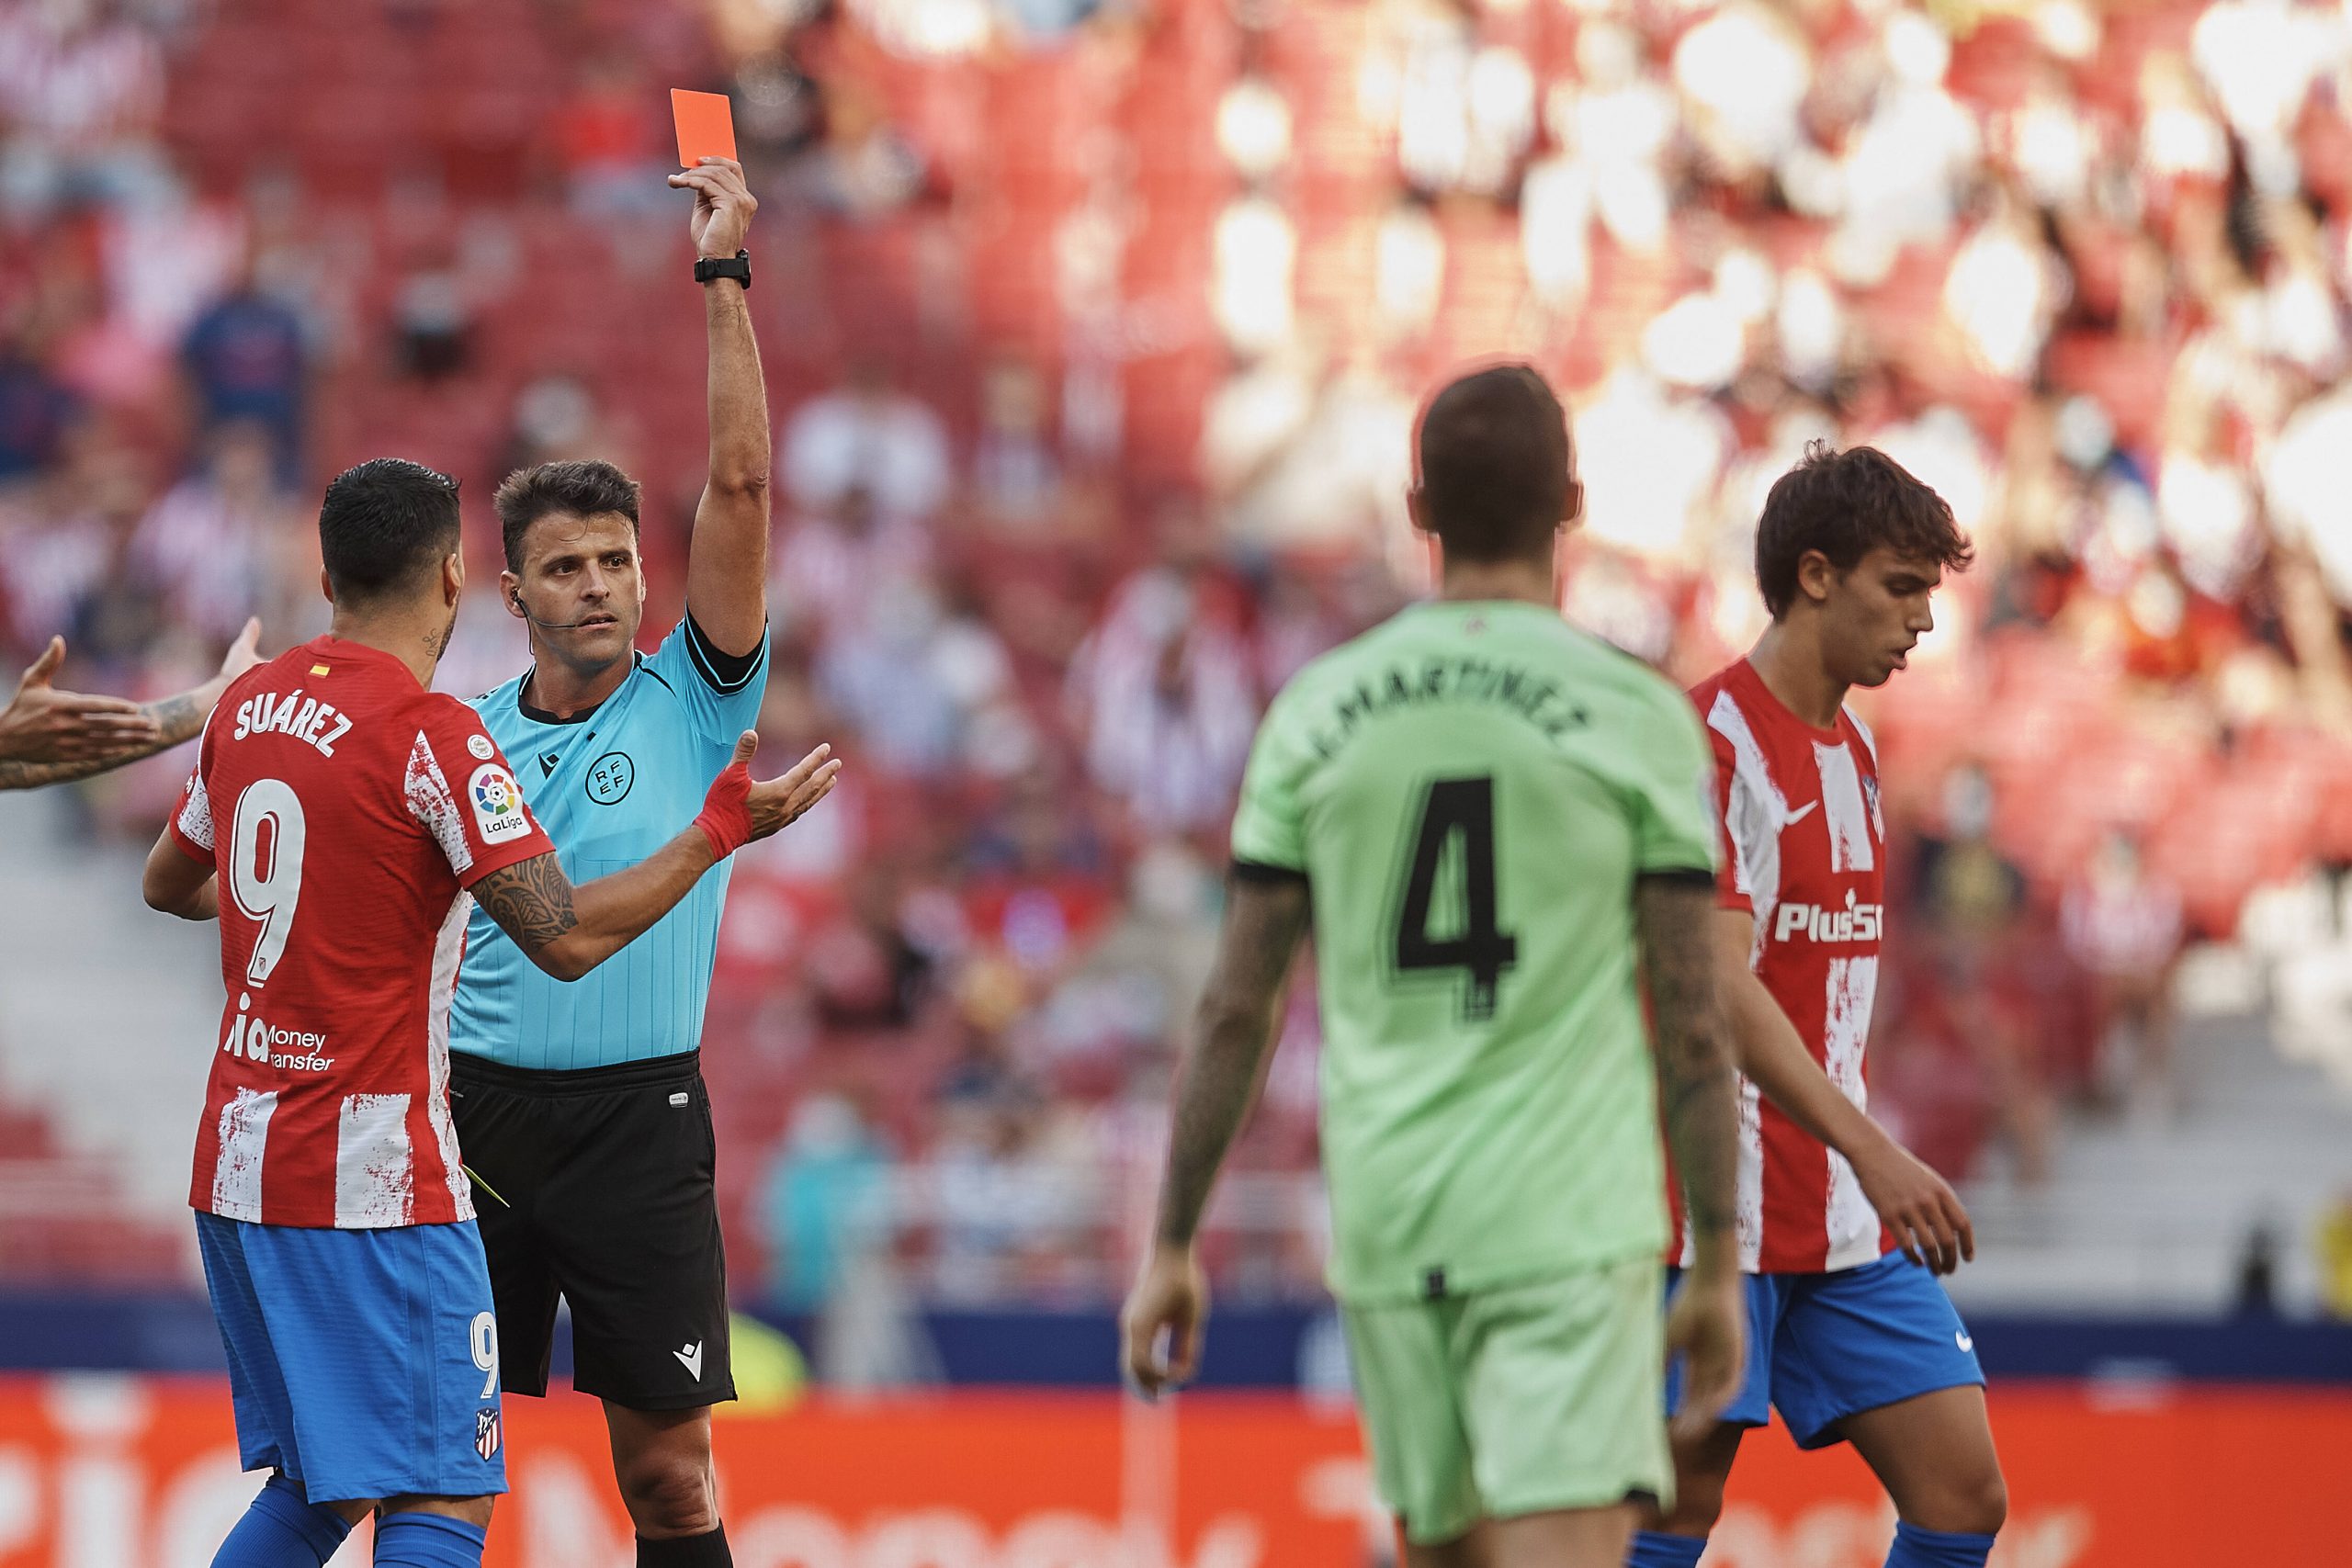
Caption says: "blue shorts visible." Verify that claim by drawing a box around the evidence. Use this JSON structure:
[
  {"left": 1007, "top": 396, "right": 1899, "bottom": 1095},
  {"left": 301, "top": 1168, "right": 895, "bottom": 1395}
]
[
  {"left": 196, "top": 1213, "right": 509, "bottom": 1502},
  {"left": 1664, "top": 1251, "right": 1984, "bottom": 1450}
]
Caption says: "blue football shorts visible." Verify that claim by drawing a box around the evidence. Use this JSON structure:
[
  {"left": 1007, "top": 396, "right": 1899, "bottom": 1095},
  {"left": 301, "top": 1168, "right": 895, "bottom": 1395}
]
[
  {"left": 195, "top": 1213, "right": 509, "bottom": 1502},
  {"left": 1663, "top": 1250, "right": 1986, "bottom": 1450}
]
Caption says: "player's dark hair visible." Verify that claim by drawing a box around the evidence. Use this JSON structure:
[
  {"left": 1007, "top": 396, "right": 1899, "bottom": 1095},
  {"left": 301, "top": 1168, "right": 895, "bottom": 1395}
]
[
  {"left": 1413, "top": 364, "right": 1574, "bottom": 565},
  {"left": 1754, "top": 442, "right": 1974, "bottom": 620},
  {"left": 494, "top": 459, "right": 642, "bottom": 570},
  {"left": 317, "top": 457, "right": 463, "bottom": 607}
]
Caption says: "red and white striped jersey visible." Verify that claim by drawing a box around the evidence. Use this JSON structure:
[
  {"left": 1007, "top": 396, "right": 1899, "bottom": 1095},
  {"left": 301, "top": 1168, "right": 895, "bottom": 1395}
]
[
  {"left": 1679, "top": 658, "right": 1893, "bottom": 1274},
  {"left": 169, "top": 635, "right": 554, "bottom": 1229}
]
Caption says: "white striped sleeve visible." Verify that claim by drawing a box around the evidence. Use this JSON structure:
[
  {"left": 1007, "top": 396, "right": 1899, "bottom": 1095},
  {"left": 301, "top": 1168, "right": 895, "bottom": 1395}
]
[{"left": 404, "top": 729, "right": 474, "bottom": 876}]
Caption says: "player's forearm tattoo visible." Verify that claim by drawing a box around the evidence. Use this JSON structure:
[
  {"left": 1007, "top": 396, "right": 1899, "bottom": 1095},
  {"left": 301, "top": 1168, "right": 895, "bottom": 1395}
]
[
  {"left": 0, "top": 689, "right": 212, "bottom": 791},
  {"left": 148, "top": 689, "right": 207, "bottom": 745},
  {"left": 473, "top": 853, "right": 581, "bottom": 953},
  {"left": 1156, "top": 875, "right": 1312, "bottom": 1247},
  {"left": 1637, "top": 875, "right": 1742, "bottom": 1245},
  {"left": 0, "top": 758, "right": 65, "bottom": 790}
]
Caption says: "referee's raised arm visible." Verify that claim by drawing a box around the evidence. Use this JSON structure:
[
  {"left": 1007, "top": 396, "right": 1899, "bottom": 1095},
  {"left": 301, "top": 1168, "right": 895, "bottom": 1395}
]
[{"left": 670, "top": 154, "right": 770, "bottom": 659}]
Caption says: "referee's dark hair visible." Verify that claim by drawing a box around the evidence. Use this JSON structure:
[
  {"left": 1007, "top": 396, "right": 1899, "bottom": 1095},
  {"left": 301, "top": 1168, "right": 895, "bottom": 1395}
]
[
  {"left": 1755, "top": 442, "right": 1974, "bottom": 620},
  {"left": 1411, "top": 364, "right": 1579, "bottom": 565},
  {"left": 318, "top": 457, "right": 463, "bottom": 607},
  {"left": 494, "top": 459, "right": 642, "bottom": 571}
]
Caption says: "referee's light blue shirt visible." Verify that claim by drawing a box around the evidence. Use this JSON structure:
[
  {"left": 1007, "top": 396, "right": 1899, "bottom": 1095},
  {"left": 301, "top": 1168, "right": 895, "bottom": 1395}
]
[{"left": 448, "top": 616, "right": 768, "bottom": 1072}]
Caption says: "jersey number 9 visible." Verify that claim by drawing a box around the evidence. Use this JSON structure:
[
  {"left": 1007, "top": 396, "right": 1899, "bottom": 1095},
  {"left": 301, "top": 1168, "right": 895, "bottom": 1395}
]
[{"left": 228, "top": 779, "right": 307, "bottom": 987}]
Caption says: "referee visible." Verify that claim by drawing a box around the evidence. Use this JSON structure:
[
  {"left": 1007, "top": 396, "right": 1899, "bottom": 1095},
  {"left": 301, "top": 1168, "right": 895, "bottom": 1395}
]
[{"left": 446, "top": 156, "right": 774, "bottom": 1568}]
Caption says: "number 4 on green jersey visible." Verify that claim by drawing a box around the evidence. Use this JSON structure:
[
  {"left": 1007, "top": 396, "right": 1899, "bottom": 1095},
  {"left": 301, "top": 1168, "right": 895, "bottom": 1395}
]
[
  {"left": 1391, "top": 775, "right": 1519, "bottom": 1022},
  {"left": 1229, "top": 600, "right": 1719, "bottom": 1304}
]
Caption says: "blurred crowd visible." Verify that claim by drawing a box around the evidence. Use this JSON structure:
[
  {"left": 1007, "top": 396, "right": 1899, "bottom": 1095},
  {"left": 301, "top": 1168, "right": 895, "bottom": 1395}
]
[{"left": 9, "top": 0, "right": 2352, "bottom": 1311}]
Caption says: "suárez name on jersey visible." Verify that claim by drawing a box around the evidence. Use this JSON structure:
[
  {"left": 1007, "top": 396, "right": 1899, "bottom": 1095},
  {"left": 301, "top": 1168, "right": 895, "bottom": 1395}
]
[
  {"left": 232, "top": 690, "right": 354, "bottom": 758},
  {"left": 1774, "top": 893, "right": 1883, "bottom": 944}
]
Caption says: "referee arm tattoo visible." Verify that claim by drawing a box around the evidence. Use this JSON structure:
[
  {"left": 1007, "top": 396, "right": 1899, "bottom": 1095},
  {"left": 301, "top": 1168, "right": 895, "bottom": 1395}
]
[
  {"left": 1635, "top": 873, "right": 1743, "bottom": 1267},
  {"left": 474, "top": 852, "right": 581, "bottom": 956},
  {"left": 1152, "top": 871, "right": 1312, "bottom": 1248}
]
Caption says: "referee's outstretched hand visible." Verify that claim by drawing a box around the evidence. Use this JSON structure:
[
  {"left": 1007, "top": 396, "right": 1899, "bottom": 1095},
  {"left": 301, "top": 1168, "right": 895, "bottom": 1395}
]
[{"left": 740, "top": 733, "right": 842, "bottom": 843}]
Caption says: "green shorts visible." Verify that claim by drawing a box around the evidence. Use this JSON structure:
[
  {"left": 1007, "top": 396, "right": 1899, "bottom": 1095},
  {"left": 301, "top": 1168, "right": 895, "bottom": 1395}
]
[{"left": 1340, "top": 1255, "right": 1672, "bottom": 1546}]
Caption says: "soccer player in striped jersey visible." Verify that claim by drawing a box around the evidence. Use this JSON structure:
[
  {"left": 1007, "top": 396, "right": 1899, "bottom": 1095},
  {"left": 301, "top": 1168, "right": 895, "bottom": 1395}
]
[
  {"left": 1628, "top": 444, "right": 2007, "bottom": 1568},
  {"left": 1124, "top": 366, "right": 1747, "bottom": 1568},
  {"left": 141, "top": 457, "right": 837, "bottom": 1568}
]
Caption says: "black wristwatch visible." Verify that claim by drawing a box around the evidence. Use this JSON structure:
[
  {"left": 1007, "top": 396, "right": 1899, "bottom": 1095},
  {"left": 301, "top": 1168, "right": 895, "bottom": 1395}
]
[{"left": 695, "top": 249, "right": 752, "bottom": 290}]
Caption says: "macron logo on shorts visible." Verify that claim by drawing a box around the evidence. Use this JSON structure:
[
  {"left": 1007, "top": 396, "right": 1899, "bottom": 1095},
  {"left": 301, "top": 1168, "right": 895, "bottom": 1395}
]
[{"left": 673, "top": 1341, "right": 704, "bottom": 1379}]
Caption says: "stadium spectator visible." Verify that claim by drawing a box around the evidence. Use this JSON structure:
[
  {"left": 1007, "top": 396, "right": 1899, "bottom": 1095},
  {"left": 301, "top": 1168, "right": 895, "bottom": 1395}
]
[
  {"left": 127, "top": 419, "right": 291, "bottom": 645},
  {"left": 970, "top": 356, "right": 1063, "bottom": 530},
  {"left": 1905, "top": 763, "right": 2056, "bottom": 1187},
  {"left": 792, "top": 72, "right": 933, "bottom": 218},
  {"left": 2063, "top": 830, "right": 2189, "bottom": 1115},
  {"left": 761, "top": 1092, "right": 896, "bottom": 1315},
  {"left": 816, "top": 570, "right": 1022, "bottom": 778},
  {"left": 554, "top": 53, "right": 672, "bottom": 216},
  {"left": 389, "top": 255, "right": 476, "bottom": 382},
  {"left": 1068, "top": 561, "right": 1259, "bottom": 833},
  {"left": 0, "top": 323, "right": 79, "bottom": 481},
  {"left": 0, "top": 0, "right": 169, "bottom": 212},
  {"left": 498, "top": 373, "right": 633, "bottom": 479},
  {"left": 176, "top": 249, "right": 308, "bottom": 479},
  {"left": 772, "top": 482, "right": 933, "bottom": 641},
  {"left": 780, "top": 358, "right": 953, "bottom": 523}
]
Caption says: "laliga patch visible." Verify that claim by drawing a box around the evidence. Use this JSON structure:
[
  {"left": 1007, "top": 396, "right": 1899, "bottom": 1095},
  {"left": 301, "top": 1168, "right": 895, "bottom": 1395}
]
[
  {"left": 475, "top": 1407, "right": 502, "bottom": 1461},
  {"left": 467, "top": 733, "right": 495, "bottom": 761},
  {"left": 469, "top": 763, "right": 532, "bottom": 843}
]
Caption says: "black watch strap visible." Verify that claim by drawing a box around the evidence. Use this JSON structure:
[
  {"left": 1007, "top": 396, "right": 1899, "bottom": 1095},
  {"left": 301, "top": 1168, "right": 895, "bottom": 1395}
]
[{"left": 695, "top": 249, "right": 752, "bottom": 290}]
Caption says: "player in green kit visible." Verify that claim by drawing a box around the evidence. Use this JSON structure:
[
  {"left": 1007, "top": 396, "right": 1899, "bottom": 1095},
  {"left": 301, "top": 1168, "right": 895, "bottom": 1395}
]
[{"left": 1122, "top": 366, "right": 1747, "bottom": 1568}]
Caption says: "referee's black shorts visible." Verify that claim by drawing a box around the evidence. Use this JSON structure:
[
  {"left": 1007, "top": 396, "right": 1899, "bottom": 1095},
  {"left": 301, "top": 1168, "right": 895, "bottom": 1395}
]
[{"left": 447, "top": 1049, "right": 734, "bottom": 1411}]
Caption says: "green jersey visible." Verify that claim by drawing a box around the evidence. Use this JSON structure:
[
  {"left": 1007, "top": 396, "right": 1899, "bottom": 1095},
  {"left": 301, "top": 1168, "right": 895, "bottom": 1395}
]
[{"left": 1231, "top": 600, "right": 1718, "bottom": 1304}]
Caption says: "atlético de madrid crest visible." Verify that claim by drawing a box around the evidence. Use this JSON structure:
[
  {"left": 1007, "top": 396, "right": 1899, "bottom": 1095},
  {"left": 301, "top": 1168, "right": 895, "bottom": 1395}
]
[{"left": 475, "top": 1407, "right": 502, "bottom": 1461}]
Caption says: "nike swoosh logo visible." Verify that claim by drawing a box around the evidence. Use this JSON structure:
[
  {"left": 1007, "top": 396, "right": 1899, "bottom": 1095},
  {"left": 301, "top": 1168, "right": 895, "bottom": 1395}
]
[
  {"left": 673, "top": 1341, "right": 704, "bottom": 1380},
  {"left": 1955, "top": 1331, "right": 1974, "bottom": 1353},
  {"left": 1784, "top": 800, "right": 1819, "bottom": 827}
]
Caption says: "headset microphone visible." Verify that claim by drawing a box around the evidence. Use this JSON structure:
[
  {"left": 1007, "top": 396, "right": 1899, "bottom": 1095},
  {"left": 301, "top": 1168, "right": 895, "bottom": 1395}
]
[{"left": 512, "top": 594, "right": 612, "bottom": 632}]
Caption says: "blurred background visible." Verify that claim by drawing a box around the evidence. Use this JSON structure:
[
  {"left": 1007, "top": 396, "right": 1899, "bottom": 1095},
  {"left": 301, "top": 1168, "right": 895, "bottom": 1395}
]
[{"left": 6, "top": 0, "right": 2352, "bottom": 1561}]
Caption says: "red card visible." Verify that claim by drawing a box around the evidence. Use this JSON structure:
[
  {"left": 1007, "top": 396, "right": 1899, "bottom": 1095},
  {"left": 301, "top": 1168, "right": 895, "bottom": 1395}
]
[{"left": 672, "top": 89, "right": 738, "bottom": 169}]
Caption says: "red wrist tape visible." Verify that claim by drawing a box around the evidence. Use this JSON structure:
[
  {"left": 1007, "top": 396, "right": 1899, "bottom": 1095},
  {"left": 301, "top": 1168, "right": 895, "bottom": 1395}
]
[{"left": 695, "top": 760, "right": 756, "bottom": 858}]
